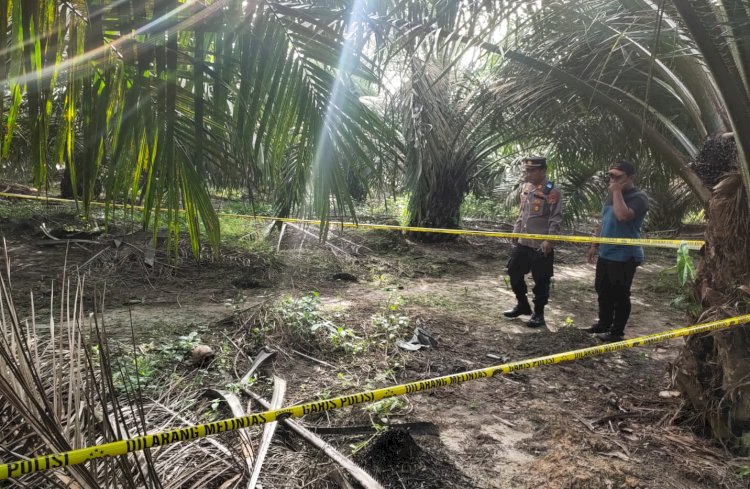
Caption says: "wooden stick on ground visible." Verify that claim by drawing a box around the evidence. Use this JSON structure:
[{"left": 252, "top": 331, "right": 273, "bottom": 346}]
[
  {"left": 292, "top": 349, "right": 336, "bottom": 369},
  {"left": 204, "top": 389, "right": 255, "bottom": 481},
  {"left": 242, "top": 386, "right": 384, "bottom": 489},
  {"left": 248, "top": 376, "right": 286, "bottom": 489}
]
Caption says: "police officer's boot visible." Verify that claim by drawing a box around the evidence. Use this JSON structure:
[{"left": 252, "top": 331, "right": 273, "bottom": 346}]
[
  {"left": 527, "top": 304, "right": 546, "bottom": 328},
  {"left": 503, "top": 301, "right": 532, "bottom": 318}
]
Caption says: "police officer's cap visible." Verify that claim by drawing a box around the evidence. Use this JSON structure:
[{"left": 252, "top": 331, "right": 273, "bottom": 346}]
[{"left": 524, "top": 156, "right": 547, "bottom": 169}]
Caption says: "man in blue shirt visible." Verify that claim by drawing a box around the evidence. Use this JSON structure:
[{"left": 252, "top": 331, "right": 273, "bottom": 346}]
[{"left": 585, "top": 160, "right": 650, "bottom": 342}]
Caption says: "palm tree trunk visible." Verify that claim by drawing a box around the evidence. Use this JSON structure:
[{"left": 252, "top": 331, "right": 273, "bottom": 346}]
[
  {"left": 406, "top": 169, "right": 469, "bottom": 239},
  {"left": 665, "top": 0, "right": 750, "bottom": 452},
  {"left": 674, "top": 167, "right": 750, "bottom": 451}
]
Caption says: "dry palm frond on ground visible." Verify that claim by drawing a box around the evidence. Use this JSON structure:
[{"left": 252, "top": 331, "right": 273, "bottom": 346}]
[{"left": 0, "top": 253, "right": 248, "bottom": 488}]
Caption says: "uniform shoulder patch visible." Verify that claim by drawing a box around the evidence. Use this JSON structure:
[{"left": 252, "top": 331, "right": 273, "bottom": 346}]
[{"left": 547, "top": 188, "right": 561, "bottom": 204}]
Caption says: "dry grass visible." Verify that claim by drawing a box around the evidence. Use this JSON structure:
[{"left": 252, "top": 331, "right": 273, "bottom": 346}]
[{"left": 0, "top": 248, "right": 249, "bottom": 488}]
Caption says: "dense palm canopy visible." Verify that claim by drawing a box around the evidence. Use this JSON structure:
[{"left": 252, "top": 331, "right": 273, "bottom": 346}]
[
  {"left": 2, "top": 0, "right": 396, "bottom": 252},
  {"left": 2, "top": 0, "right": 750, "bottom": 235},
  {"left": 485, "top": 0, "right": 719, "bottom": 200}
]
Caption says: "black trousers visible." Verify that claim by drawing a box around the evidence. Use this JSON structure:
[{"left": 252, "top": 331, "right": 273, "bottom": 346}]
[
  {"left": 506, "top": 245, "right": 554, "bottom": 311},
  {"left": 595, "top": 258, "right": 639, "bottom": 336}
]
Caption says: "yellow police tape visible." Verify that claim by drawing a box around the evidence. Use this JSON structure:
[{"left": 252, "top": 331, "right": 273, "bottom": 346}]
[
  {"left": 1, "top": 314, "right": 748, "bottom": 480},
  {"left": 0, "top": 192, "right": 703, "bottom": 249}
]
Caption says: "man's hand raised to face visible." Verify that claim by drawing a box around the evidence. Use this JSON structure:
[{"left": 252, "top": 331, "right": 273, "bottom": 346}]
[{"left": 608, "top": 176, "right": 625, "bottom": 194}]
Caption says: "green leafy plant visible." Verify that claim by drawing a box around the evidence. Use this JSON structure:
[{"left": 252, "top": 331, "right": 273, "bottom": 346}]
[
  {"left": 112, "top": 350, "right": 161, "bottom": 394},
  {"left": 682, "top": 208, "right": 706, "bottom": 225},
  {"left": 225, "top": 291, "right": 248, "bottom": 315},
  {"left": 225, "top": 377, "right": 256, "bottom": 395},
  {"left": 676, "top": 242, "right": 696, "bottom": 287},
  {"left": 277, "top": 293, "right": 363, "bottom": 354},
  {"left": 349, "top": 424, "right": 388, "bottom": 455},
  {"left": 460, "top": 194, "right": 519, "bottom": 222},
  {"left": 387, "top": 295, "right": 406, "bottom": 311},
  {"left": 329, "top": 326, "right": 364, "bottom": 353},
  {"left": 666, "top": 243, "right": 700, "bottom": 315},
  {"left": 371, "top": 295, "right": 412, "bottom": 343},
  {"left": 371, "top": 313, "right": 411, "bottom": 342},
  {"left": 177, "top": 331, "right": 201, "bottom": 350},
  {"left": 363, "top": 398, "right": 408, "bottom": 420},
  {"left": 111, "top": 330, "right": 207, "bottom": 394}
]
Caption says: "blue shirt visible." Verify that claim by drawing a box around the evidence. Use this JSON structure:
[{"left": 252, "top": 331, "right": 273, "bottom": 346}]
[{"left": 598, "top": 187, "right": 650, "bottom": 263}]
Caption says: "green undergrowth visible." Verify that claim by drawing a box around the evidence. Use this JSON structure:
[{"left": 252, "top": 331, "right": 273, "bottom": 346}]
[
  {"left": 99, "top": 330, "right": 210, "bottom": 395},
  {"left": 460, "top": 193, "right": 519, "bottom": 222},
  {"left": 275, "top": 292, "right": 365, "bottom": 355},
  {"left": 244, "top": 292, "right": 415, "bottom": 361},
  {"left": 646, "top": 244, "right": 700, "bottom": 316}
]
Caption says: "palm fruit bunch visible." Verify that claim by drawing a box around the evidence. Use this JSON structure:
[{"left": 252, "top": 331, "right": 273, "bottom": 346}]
[{"left": 692, "top": 134, "right": 738, "bottom": 187}]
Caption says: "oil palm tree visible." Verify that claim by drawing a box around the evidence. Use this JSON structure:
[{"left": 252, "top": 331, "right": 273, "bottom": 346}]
[
  {"left": 500, "top": 0, "right": 750, "bottom": 449},
  {"left": 379, "top": 0, "right": 750, "bottom": 449},
  {"left": 398, "top": 57, "right": 510, "bottom": 235},
  {"left": 2, "top": 0, "right": 395, "bottom": 252}
]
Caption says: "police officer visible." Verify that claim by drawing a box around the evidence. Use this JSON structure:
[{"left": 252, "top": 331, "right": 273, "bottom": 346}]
[{"left": 503, "top": 157, "right": 563, "bottom": 328}]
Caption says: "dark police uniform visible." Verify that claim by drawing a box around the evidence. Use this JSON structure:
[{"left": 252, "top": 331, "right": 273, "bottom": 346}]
[{"left": 505, "top": 159, "right": 563, "bottom": 327}]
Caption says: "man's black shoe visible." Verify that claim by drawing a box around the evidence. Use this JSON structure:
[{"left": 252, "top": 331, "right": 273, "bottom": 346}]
[
  {"left": 527, "top": 313, "right": 546, "bottom": 328},
  {"left": 585, "top": 323, "right": 611, "bottom": 334},
  {"left": 596, "top": 332, "right": 624, "bottom": 343},
  {"left": 503, "top": 304, "right": 532, "bottom": 318}
]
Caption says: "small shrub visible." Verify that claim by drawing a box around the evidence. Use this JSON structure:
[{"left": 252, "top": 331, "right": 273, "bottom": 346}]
[
  {"left": 363, "top": 397, "right": 409, "bottom": 422},
  {"left": 111, "top": 331, "right": 203, "bottom": 394},
  {"left": 371, "top": 313, "right": 411, "bottom": 342},
  {"left": 277, "top": 293, "right": 363, "bottom": 355},
  {"left": 664, "top": 243, "right": 700, "bottom": 316},
  {"left": 370, "top": 296, "right": 411, "bottom": 343}
]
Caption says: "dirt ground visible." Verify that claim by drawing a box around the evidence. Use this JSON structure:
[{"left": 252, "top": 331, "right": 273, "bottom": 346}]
[{"left": 0, "top": 204, "right": 746, "bottom": 489}]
